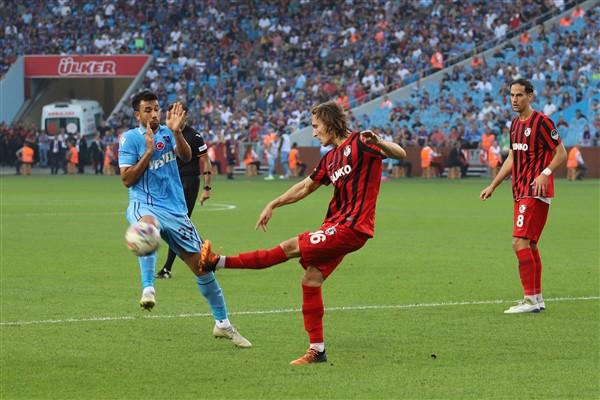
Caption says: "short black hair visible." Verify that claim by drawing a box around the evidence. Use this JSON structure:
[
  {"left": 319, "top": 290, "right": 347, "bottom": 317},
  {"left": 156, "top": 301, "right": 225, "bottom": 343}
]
[
  {"left": 131, "top": 90, "right": 158, "bottom": 111},
  {"left": 510, "top": 78, "right": 534, "bottom": 94}
]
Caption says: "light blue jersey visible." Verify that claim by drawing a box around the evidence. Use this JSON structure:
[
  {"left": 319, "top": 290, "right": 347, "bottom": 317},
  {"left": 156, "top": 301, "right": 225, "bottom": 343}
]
[{"left": 118, "top": 125, "right": 187, "bottom": 214}]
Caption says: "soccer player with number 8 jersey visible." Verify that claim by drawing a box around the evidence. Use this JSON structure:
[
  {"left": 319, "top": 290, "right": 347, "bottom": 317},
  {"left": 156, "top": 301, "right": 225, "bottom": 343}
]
[
  {"left": 199, "top": 101, "right": 407, "bottom": 364},
  {"left": 480, "top": 79, "right": 567, "bottom": 314}
]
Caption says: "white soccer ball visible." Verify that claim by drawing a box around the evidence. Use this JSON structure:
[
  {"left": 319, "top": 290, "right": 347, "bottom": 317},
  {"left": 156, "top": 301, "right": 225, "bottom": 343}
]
[{"left": 125, "top": 221, "right": 160, "bottom": 256}]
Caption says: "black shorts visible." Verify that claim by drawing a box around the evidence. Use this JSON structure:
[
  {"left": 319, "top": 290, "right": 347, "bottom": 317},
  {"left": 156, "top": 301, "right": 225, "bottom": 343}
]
[{"left": 227, "top": 157, "right": 236, "bottom": 166}]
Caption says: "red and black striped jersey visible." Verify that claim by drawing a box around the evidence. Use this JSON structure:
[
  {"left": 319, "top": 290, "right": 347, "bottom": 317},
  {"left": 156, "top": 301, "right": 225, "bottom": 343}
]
[
  {"left": 509, "top": 110, "right": 561, "bottom": 200},
  {"left": 310, "top": 132, "right": 384, "bottom": 237}
]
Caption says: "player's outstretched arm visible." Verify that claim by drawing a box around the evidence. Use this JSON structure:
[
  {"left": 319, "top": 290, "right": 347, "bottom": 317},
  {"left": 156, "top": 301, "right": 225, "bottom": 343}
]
[
  {"left": 120, "top": 122, "right": 155, "bottom": 187},
  {"left": 480, "top": 150, "right": 513, "bottom": 200},
  {"left": 255, "top": 176, "right": 321, "bottom": 231},
  {"left": 360, "top": 130, "right": 406, "bottom": 160}
]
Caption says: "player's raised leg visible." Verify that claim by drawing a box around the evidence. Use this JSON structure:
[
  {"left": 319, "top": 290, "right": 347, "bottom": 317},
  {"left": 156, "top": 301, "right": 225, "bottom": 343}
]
[{"left": 199, "top": 237, "right": 295, "bottom": 273}]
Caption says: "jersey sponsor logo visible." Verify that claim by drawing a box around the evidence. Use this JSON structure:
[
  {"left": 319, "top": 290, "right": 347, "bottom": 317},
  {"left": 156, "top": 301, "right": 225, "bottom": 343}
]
[
  {"left": 551, "top": 129, "right": 559, "bottom": 140},
  {"left": 325, "top": 226, "right": 337, "bottom": 235},
  {"left": 343, "top": 145, "right": 351, "bottom": 157},
  {"left": 512, "top": 143, "right": 529, "bottom": 151},
  {"left": 156, "top": 142, "right": 165, "bottom": 151},
  {"left": 519, "top": 204, "right": 527, "bottom": 214},
  {"left": 524, "top": 127, "right": 531, "bottom": 137},
  {"left": 330, "top": 164, "right": 352, "bottom": 183},
  {"left": 148, "top": 150, "right": 176, "bottom": 170}
]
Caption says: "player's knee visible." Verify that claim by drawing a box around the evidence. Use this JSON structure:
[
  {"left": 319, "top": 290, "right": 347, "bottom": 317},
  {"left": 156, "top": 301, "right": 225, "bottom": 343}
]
[
  {"left": 512, "top": 237, "right": 529, "bottom": 252},
  {"left": 302, "top": 267, "right": 324, "bottom": 287},
  {"left": 279, "top": 238, "right": 300, "bottom": 258}
]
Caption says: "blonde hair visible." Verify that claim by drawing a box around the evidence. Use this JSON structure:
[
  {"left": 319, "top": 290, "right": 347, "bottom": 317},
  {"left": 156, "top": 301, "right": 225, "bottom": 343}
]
[{"left": 311, "top": 101, "right": 349, "bottom": 138}]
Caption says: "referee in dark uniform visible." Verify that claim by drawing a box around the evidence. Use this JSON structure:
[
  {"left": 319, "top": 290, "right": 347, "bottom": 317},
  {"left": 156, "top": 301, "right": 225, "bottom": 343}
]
[{"left": 156, "top": 103, "right": 212, "bottom": 279}]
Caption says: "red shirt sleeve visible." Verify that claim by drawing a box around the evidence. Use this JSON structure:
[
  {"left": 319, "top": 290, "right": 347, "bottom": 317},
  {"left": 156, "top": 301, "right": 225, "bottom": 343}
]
[{"left": 538, "top": 115, "right": 561, "bottom": 151}]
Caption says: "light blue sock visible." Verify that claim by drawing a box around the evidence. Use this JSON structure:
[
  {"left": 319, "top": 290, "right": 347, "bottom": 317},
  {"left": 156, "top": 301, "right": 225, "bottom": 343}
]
[
  {"left": 195, "top": 272, "right": 228, "bottom": 321},
  {"left": 138, "top": 252, "right": 156, "bottom": 289}
]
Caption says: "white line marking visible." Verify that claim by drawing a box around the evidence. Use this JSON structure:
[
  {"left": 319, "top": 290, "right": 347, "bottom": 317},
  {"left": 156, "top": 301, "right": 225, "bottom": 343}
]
[
  {"left": 1, "top": 296, "right": 598, "bottom": 327},
  {"left": 1, "top": 203, "right": 237, "bottom": 217}
]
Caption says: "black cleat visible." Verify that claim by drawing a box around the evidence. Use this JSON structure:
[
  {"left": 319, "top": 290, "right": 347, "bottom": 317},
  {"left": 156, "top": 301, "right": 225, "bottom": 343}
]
[{"left": 155, "top": 268, "right": 172, "bottom": 279}]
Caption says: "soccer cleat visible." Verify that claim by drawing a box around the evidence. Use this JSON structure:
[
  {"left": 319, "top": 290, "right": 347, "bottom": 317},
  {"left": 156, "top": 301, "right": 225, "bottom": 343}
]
[
  {"left": 536, "top": 294, "right": 545, "bottom": 311},
  {"left": 139, "top": 290, "right": 156, "bottom": 311},
  {"left": 290, "top": 348, "right": 328, "bottom": 365},
  {"left": 504, "top": 297, "right": 540, "bottom": 314},
  {"left": 155, "top": 268, "right": 172, "bottom": 279},
  {"left": 199, "top": 240, "right": 220, "bottom": 273},
  {"left": 213, "top": 325, "right": 252, "bottom": 348}
]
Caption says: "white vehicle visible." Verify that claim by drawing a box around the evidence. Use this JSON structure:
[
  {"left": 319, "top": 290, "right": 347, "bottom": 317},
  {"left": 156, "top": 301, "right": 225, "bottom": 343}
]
[{"left": 41, "top": 100, "right": 103, "bottom": 137}]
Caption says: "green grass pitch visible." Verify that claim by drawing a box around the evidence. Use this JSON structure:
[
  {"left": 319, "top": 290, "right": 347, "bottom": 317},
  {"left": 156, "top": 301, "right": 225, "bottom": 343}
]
[{"left": 1, "top": 175, "right": 598, "bottom": 399}]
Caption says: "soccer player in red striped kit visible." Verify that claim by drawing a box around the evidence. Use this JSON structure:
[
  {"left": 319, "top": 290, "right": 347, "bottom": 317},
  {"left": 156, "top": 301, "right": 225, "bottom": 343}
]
[
  {"left": 480, "top": 78, "right": 567, "bottom": 314},
  {"left": 199, "top": 101, "right": 406, "bottom": 364}
]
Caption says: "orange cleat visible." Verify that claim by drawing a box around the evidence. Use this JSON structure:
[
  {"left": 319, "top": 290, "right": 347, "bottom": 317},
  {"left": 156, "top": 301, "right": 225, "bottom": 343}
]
[
  {"left": 199, "top": 240, "right": 220, "bottom": 272},
  {"left": 289, "top": 348, "right": 327, "bottom": 365}
]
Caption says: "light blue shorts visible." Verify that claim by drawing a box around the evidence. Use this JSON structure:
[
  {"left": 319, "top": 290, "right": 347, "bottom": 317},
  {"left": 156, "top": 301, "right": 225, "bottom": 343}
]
[{"left": 126, "top": 201, "right": 202, "bottom": 256}]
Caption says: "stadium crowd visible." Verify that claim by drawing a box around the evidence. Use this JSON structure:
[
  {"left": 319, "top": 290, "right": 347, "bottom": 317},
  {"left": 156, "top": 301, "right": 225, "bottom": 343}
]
[{"left": 1, "top": 0, "right": 597, "bottom": 175}]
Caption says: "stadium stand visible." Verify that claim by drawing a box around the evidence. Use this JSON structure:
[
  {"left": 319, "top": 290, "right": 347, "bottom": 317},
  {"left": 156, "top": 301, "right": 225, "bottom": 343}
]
[{"left": 1, "top": 1, "right": 598, "bottom": 174}]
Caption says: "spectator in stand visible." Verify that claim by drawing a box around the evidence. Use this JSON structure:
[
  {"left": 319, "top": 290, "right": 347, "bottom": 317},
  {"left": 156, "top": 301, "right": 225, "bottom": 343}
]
[
  {"left": 543, "top": 98, "right": 558, "bottom": 117},
  {"left": 429, "top": 126, "right": 446, "bottom": 147}
]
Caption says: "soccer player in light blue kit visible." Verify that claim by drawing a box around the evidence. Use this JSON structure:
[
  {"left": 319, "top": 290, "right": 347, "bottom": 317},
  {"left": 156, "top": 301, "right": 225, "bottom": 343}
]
[{"left": 118, "top": 90, "right": 251, "bottom": 347}]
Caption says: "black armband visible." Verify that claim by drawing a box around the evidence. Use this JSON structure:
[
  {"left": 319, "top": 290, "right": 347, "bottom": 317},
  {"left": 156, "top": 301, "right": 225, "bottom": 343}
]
[
  {"left": 203, "top": 186, "right": 212, "bottom": 191},
  {"left": 202, "top": 171, "right": 212, "bottom": 175}
]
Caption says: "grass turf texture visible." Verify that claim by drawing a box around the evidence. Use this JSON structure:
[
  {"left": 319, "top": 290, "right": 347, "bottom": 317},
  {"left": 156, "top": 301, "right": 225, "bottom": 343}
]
[{"left": 1, "top": 175, "right": 598, "bottom": 399}]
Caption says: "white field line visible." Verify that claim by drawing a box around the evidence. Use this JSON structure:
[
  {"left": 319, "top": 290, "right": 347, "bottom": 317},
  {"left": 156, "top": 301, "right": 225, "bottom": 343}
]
[
  {"left": 1, "top": 296, "right": 598, "bottom": 327},
  {"left": 0, "top": 203, "right": 237, "bottom": 217}
]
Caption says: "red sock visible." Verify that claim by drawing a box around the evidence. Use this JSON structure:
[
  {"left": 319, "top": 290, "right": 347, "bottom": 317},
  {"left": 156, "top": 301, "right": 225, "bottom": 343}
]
[
  {"left": 532, "top": 248, "right": 542, "bottom": 294},
  {"left": 516, "top": 248, "right": 536, "bottom": 296},
  {"left": 302, "top": 285, "right": 324, "bottom": 344},
  {"left": 225, "top": 246, "right": 288, "bottom": 269}
]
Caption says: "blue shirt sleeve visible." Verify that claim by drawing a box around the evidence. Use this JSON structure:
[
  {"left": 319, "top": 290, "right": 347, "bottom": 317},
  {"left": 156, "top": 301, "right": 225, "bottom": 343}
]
[{"left": 118, "top": 130, "right": 140, "bottom": 167}]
